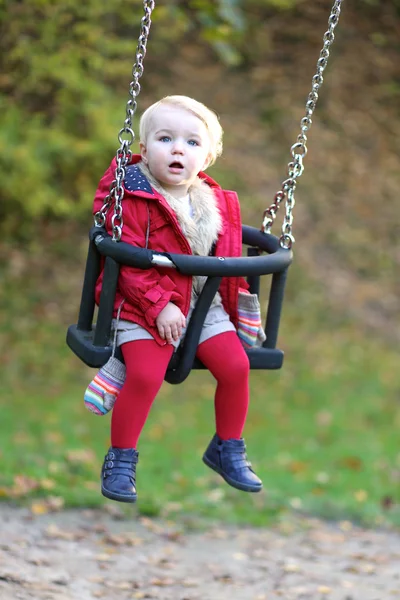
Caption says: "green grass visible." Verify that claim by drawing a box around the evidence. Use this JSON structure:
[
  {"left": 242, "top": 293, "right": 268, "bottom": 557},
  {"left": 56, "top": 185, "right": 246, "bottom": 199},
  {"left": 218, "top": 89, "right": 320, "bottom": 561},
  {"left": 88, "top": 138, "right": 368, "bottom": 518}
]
[{"left": 0, "top": 238, "right": 399, "bottom": 528}]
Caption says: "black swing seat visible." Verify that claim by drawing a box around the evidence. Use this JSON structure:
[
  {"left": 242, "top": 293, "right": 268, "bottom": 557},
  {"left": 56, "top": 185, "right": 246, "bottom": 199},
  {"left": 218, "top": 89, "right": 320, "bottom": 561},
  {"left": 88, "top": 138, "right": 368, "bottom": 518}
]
[{"left": 67, "top": 225, "right": 292, "bottom": 384}]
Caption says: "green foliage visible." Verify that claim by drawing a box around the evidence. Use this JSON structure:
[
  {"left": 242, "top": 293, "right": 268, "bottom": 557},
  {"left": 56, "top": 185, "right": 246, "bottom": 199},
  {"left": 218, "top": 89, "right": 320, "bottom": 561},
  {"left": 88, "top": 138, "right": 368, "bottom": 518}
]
[
  {"left": 0, "top": 0, "right": 322, "bottom": 233},
  {"left": 0, "top": 0, "right": 240, "bottom": 231},
  {"left": 1, "top": 0, "right": 398, "bottom": 234},
  {"left": 1, "top": 0, "right": 147, "bottom": 231}
]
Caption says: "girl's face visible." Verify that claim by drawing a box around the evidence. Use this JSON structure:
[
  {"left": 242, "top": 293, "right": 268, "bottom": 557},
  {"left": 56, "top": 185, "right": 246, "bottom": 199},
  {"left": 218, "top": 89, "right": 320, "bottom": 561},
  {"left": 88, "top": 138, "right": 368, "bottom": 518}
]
[{"left": 140, "top": 104, "right": 212, "bottom": 198}]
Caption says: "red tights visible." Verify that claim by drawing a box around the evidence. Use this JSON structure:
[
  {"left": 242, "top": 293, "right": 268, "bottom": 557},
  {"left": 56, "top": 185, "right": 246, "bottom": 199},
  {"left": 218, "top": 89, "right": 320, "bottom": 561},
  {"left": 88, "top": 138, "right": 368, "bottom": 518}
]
[{"left": 111, "top": 332, "right": 250, "bottom": 449}]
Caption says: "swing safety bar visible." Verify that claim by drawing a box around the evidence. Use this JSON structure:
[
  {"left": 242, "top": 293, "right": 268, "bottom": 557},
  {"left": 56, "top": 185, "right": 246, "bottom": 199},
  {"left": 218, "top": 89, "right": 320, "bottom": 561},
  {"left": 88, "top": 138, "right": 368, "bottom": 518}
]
[
  {"left": 67, "top": 225, "right": 292, "bottom": 383},
  {"left": 91, "top": 225, "right": 291, "bottom": 276}
]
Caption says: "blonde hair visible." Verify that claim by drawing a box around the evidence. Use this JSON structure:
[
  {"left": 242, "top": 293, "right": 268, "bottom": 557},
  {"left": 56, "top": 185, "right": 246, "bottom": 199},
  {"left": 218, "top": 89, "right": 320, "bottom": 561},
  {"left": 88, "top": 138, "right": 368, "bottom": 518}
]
[{"left": 139, "top": 95, "right": 223, "bottom": 167}]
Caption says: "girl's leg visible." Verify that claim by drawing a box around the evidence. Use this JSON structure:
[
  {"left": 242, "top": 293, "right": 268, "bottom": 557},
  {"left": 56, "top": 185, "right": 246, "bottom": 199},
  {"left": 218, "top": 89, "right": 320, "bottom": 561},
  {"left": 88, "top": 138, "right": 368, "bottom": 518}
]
[
  {"left": 111, "top": 340, "right": 174, "bottom": 449},
  {"left": 198, "top": 332, "right": 262, "bottom": 493},
  {"left": 195, "top": 331, "right": 250, "bottom": 440}
]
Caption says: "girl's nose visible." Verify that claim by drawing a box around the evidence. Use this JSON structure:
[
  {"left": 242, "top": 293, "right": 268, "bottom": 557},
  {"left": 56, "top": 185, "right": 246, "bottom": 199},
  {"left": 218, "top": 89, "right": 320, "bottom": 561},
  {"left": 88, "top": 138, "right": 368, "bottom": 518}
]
[{"left": 172, "top": 139, "right": 184, "bottom": 154}]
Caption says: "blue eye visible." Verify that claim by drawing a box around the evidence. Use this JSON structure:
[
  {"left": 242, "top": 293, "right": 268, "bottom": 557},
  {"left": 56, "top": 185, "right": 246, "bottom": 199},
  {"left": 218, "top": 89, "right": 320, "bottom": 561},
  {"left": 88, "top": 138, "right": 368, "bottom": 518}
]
[
  {"left": 188, "top": 140, "right": 199, "bottom": 146},
  {"left": 160, "top": 136, "right": 171, "bottom": 142}
]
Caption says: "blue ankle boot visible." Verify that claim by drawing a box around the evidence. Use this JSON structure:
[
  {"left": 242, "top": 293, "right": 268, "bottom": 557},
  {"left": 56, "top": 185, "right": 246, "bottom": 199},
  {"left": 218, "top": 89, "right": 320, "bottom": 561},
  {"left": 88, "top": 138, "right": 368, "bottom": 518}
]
[
  {"left": 203, "top": 434, "right": 262, "bottom": 493},
  {"left": 101, "top": 447, "right": 138, "bottom": 503}
]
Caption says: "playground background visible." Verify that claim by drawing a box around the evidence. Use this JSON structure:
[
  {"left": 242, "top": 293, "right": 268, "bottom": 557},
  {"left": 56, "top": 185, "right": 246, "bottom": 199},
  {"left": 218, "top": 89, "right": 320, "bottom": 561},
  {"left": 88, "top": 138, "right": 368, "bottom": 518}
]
[{"left": 0, "top": 1, "right": 399, "bottom": 529}]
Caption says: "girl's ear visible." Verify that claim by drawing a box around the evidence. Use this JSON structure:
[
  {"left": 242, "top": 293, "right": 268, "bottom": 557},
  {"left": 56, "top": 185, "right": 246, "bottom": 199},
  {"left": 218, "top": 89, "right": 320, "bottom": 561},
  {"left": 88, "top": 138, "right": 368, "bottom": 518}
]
[
  {"left": 202, "top": 153, "right": 212, "bottom": 171},
  {"left": 140, "top": 142, "right": 148, "bottom": 164}
]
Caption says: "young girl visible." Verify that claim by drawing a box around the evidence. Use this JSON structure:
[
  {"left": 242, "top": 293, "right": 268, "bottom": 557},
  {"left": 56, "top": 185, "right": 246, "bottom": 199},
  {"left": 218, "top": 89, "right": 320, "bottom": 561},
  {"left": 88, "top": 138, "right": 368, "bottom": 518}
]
[{"left": 93, "top": 95, "right": 263, "bottom": 503}]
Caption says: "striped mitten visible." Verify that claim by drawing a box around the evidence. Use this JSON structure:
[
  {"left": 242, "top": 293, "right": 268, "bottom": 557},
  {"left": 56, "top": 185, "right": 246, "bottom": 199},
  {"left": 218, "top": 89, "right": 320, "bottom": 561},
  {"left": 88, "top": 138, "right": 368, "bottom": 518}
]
[
  {"left": 237, "top": 291, "right": 266, "bottom": 348},
  {"left": 84, "top": 357, "right": 126, "bottom": 415}
]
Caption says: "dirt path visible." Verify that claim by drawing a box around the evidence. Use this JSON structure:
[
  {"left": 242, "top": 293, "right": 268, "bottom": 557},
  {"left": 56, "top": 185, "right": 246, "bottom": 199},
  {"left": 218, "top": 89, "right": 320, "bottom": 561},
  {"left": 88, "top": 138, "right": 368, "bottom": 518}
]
[{"left": 0, "top": 505, "right": 399, "bottom": 600}]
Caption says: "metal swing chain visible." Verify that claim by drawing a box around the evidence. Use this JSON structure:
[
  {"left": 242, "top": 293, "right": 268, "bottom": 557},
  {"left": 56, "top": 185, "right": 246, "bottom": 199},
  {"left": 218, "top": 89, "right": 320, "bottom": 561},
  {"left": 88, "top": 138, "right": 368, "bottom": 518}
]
[
  {"left": 261, "top": 0, "right": 343, "bottom": 250},
  {"left": 94, "top": 0, "right": 155, "bottom": 241}
]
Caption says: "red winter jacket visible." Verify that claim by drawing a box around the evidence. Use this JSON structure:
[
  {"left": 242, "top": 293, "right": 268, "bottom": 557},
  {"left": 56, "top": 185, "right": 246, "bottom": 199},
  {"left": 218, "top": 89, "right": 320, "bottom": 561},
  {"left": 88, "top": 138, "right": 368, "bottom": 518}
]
[{"left": 93, "top": 155, "right": 247, "bottom": 346}]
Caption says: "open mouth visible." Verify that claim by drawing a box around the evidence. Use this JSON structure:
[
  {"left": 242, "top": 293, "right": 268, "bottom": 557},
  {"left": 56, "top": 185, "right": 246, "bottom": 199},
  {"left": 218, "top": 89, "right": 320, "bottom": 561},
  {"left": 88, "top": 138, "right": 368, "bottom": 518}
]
[{"left": 169, "top": 161, "right": 184, "bottom": 170}]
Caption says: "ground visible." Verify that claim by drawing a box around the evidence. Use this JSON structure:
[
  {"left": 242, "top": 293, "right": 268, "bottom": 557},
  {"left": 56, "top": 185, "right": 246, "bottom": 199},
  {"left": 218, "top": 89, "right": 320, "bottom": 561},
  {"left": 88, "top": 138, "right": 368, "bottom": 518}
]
[{"left": 1, "top": 505, "right": 399, "bottom": 600}]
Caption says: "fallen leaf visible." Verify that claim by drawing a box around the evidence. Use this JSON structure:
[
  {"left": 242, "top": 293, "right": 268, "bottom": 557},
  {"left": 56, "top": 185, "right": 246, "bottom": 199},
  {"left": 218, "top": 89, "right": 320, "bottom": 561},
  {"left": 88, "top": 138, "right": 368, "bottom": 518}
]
[
  {"left": 45, "top": 524, "right": 82, "bottom": 541},
  {"left": 214, "top": 573, "right": 233, "bottom": 583},
  {"left": 233, "top": 552, "right": 248, "bottom": 561},
  {"left": 317, "top": 585, "right": 331, "bottom": 594},
  {"left": 47, "top": 496, "right": 65, "bottom": 511},
  {"left": 102, "top": 533, "right": 143, "bottom": 547},
  {"left": 40, "top": 478, "right": 56, "bottom": 490},
  {"left": 139, "top": 517, "right": 163, "bottom": 533},
  {"left": 32, "top": 496, "right": 65, "bottom": 515},
  {"left": 361, "top": 564, "right": 376, "bottom": 574},
  {"left": 109, "top": 581, "right": 136, "bottom": 590},
  {"left": 288, "top": 460, "right": 307, "bottom": 474},
  {"left": 311, "top": 486, "right": 325, "bottom": 496},
  {"left": 283, "top": 563, "right": 301, "bottom": 573},
  {"left": 354, "top": 489, "right": 368, "bottom": 502},
  {"left": 95, "top": 553, "right": 114, "bottom": 562},
  {"left": 31, "top": 501, "right": 50, "bottom": 515},
  {"left": 12, "top": 475, "right": 40, "bottom": 496},
  {"left": 150, "top": 577, "right": 175, "bottom": 586},
  {"left": 338, "top": 456, "right": 363, "bottom": 471}
]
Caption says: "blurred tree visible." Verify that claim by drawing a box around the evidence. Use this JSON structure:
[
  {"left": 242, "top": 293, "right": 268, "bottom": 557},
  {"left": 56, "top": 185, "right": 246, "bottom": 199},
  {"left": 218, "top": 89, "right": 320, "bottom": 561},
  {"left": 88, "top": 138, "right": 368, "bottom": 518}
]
[{"left": 0, "top": 0, "right": 398, "bottom": 235}]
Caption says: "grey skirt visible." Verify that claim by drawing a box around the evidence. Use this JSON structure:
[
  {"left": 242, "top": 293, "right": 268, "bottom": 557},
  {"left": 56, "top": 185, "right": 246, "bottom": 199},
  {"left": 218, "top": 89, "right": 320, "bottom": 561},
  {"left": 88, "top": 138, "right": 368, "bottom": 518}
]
[{"left": 113, "top": 304, "right": 236, "bottom": 349}]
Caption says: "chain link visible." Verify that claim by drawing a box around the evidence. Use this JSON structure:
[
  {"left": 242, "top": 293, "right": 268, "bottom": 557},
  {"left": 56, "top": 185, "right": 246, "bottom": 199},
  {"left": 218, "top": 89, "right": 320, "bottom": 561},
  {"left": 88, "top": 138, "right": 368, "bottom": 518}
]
[
  {"left": 261, "top": 0, "right": 343, "bottom": 250},
  {"left": 94, "top": 0, "right": 155, "bottom": 240}
]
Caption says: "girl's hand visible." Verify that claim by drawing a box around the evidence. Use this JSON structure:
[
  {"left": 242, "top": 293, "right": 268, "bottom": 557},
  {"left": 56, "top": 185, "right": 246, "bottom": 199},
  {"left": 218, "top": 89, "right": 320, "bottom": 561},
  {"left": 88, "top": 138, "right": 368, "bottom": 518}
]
[{"left": 156, "top": 302, "right": 186, "bottom": 344}]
